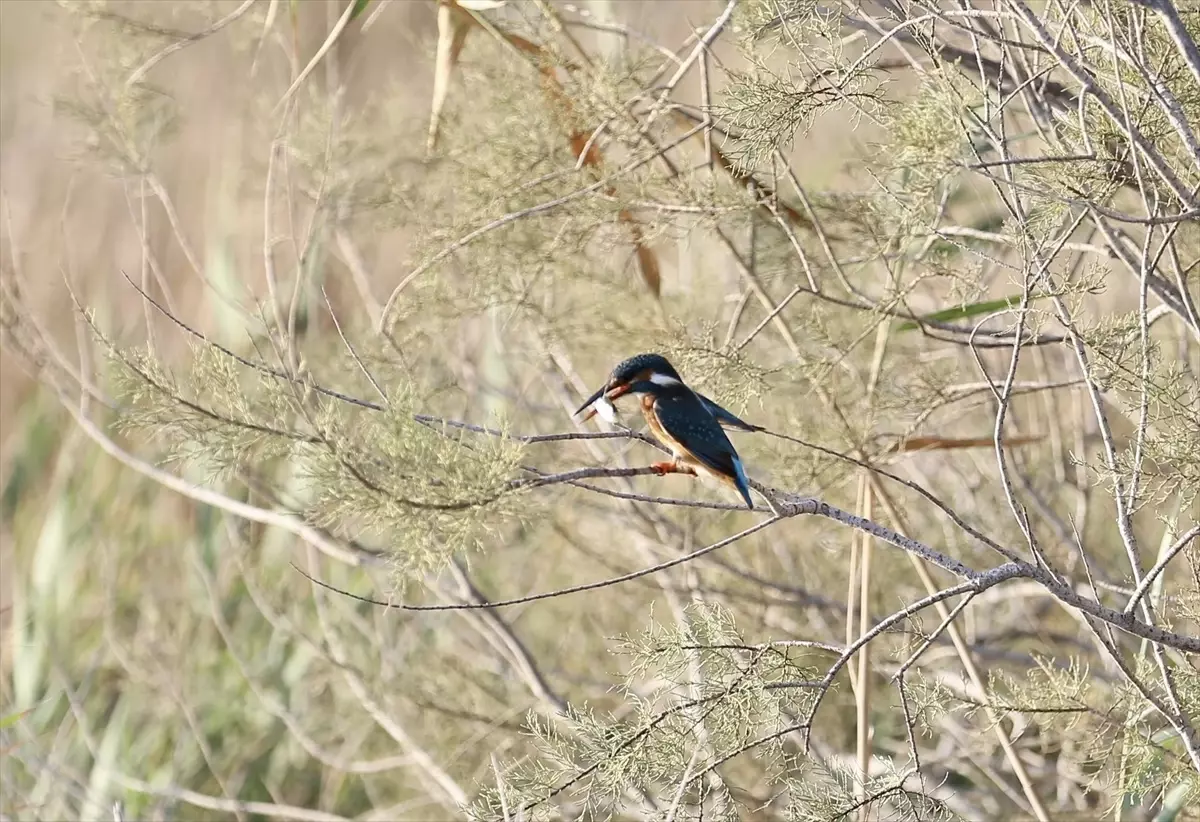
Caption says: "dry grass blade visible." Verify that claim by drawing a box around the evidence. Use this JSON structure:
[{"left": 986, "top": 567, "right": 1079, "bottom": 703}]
[
  {"left": 426, "top": 0, "right": 474, "bottom": 154},
  {"left": 273, "top": 0, "right": 358, "bottom": 113}
]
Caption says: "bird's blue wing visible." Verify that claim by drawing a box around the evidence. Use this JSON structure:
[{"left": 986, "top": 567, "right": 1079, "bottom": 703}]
[
  {"left": 654, "top": 389, "right": 754, "bottom": 508},
  {"left": 694, "top": 392, "right": 763, "bottom": 432}
]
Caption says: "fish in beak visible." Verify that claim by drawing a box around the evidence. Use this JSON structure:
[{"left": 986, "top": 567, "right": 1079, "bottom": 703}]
[{"left": 573, "top": 380, "right": 634, "bottom": 422}]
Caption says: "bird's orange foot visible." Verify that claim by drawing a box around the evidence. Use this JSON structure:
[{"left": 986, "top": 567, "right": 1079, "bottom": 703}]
[{"left": 650, "top": 461, "right": 697, "bottom": 476}]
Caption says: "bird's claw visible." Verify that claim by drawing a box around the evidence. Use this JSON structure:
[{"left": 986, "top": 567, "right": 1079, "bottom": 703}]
[{"left": 650, "top": 461, "right": 697, "bottom": 477}]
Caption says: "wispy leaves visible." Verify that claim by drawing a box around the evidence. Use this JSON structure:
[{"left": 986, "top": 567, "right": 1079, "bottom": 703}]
[
  {"left": 300, "top": 385, "right": 526, "bottom": 574},
  {"left": 419, "top": 0, "right": 664, "bottom": 297},
  {"left": 108, "top": 337, "right": 526, "bottom": 576},
  {"left": 472, "top": 603, "right": 816, "bottom": 819},
  {"left": 109, "top": 341, "right": 300, "bottom": 480},
  {"left": 719, "top": 7, "right": 885, "bottom": 174}
]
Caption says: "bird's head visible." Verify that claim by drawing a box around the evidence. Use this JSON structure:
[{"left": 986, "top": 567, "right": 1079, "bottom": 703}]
[{"left": 574, "top": 353, "right": 683, "bottom": 420}]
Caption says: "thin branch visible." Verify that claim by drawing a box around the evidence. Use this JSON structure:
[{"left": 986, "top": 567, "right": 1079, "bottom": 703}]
[
  {"left": 1125, "top": 525, "right": 1199, "bottom": 617},
  {"left": 126, "top": 0, "right": 259, "bottom": 87},
  {"left": 378, "top": 121, "right": 707, "bottom": 331},
  {"left": 293, "top": 515, "right": 782, "bottom": 611}
]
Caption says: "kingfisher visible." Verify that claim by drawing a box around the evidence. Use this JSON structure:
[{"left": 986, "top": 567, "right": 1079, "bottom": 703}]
[
  {"left": 573, "top": 353, "right": 756, "bottom": 509},
  {"left": 575, "top": 356, "right": 763, "bottom": 433}
]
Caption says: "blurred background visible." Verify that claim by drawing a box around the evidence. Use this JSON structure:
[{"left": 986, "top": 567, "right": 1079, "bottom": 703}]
[{"left": 2, "top": 1, "right": 1197, "bottom": 820}]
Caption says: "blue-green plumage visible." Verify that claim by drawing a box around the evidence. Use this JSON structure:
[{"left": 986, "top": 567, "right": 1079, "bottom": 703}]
[
  {"left": 626, "top": 379, "right": 755, "bottom": 509},
  {"left": 573, "top": 353, "right": 758, "bottom": 509},
  {"left": 694, "top": 394, "right": 763, "bottom": 432},
  {"left": 573, "top": 353, "right": 763, "bottom": 432}
]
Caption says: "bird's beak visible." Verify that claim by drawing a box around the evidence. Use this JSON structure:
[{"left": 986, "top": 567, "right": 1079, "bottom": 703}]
[
  {"left": 574, "top": 384, "right": 608, "bottom": 419},
  {"left": 574, "top": 381, "right": 632, "bottom": 420}
]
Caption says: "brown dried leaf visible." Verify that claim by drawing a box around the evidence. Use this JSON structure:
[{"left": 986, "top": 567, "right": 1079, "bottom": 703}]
[
  {"left": 429, "top": 9, "right": 661, "bottom": 296},
  {"left": 891, "top": 435, "right": 1044, "bottom": 453}
]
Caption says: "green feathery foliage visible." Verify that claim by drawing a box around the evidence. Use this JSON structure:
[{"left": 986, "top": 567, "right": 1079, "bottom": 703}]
[{"left": 3, "top": 1, "right": 1198, "bottom": 820}]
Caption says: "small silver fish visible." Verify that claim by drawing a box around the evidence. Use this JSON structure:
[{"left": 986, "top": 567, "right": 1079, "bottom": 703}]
[{"left": 592, "top": 395, "right": 620, "bottom": 425}]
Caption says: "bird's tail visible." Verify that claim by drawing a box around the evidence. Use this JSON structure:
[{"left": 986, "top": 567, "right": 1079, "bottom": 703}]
[{"left": 731, "top": 456, "right": 754, "bottom": 510}]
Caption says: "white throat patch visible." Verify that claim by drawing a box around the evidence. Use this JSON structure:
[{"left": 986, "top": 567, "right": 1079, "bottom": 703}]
[{"left": 649, "top": 372, "right": 682, "bottom": 387}]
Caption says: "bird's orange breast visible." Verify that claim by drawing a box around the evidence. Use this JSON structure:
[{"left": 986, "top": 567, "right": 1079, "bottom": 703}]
[
  {"left": 640, "top": 394, "right": 740, "bottom": 490},
  {"left": 641, "top": 395, "right": 684, "bottom": 459}
]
